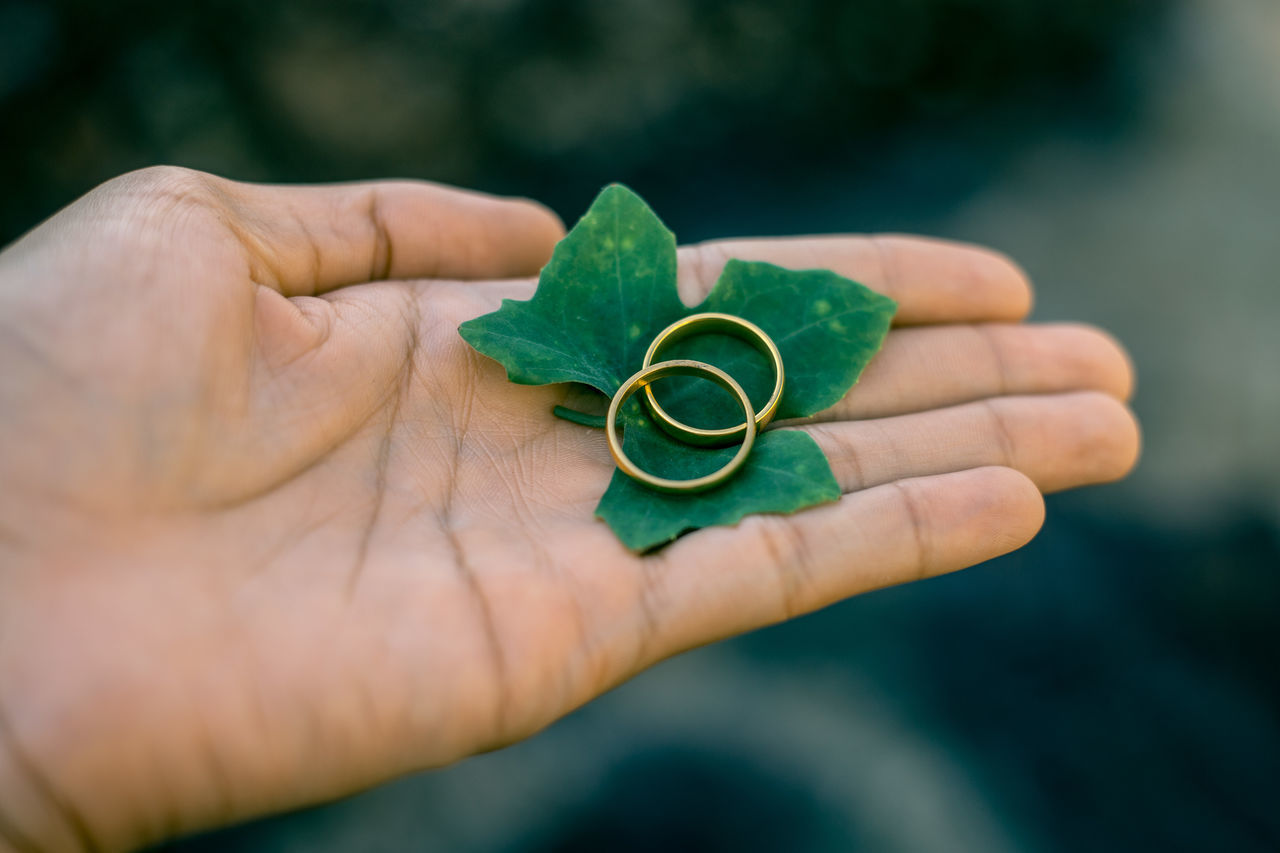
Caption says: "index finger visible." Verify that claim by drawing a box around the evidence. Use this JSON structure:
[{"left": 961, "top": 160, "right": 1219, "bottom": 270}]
[{"left": 677, "top": 235, "right": 1033, "bottom": 325}]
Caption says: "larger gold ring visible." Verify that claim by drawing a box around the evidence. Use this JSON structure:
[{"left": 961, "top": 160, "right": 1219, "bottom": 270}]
[
  {"left": 641, "top": 312, "right": 784, "bottom": 447},
  {"left": 607, "top": 359, "right": 757, "bottom": 493}
]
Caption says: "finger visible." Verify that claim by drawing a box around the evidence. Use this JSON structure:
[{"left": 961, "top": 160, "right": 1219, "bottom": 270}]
[
  {"left": 677, "top": 234, "right": 1032, "bottom": 324},
  {"left": 794, "top": 322, "right": 1134, "bottom": 424},
  {"left": 646, "top": 466, "right": 1044, "bottom": 657},
  {"left": 804, "top": 391, "right": 1141, "bottom": 495},
  {"left": 213, "top": 175, "right": 565, "bottom": 295}
]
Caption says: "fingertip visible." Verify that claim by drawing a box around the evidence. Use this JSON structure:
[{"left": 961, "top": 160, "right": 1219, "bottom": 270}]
[
  {"left": 902, "top": 465, "right": 1045, "bottom": 575},
  {"left": 1049, "top": 391, "right": 1142, "bottom": 489},
  {"left": 951, "top": 242, "right": 1033, "bottom": 322},
  {"left": 513, "top": 197, "right": 567, "bottom": 241},
  {"left": 505, "top": 196, "right": 567, "bottom": 271},
  {"left": 1074, "top": 324, "right": 1137, "bottom": 401},
  {"left": 1024, "top": 323, "right": 1135, "bottom": 402},
  {"left": 989, "top": 248, "right": 1034, "bottom": 320},
  {"left": 870, "top": 235, "right": 1034, "bottom": 324},
  {"left": 1100, "top": 396, "right": 1142, "bottom": 484},
  {"left": 446, "top": 189, "right": 565, "bottom": 278},
  {"left": 974, "top": 465, "right": 1046, "bottom": 556}
]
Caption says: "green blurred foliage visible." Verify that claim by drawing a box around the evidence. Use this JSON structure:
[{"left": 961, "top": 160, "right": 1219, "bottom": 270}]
[{"left": 0, "top": 0, "right": 1169, "bottom": 242}]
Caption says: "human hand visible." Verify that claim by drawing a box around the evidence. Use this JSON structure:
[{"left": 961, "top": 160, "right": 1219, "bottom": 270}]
[{"left": 0, "top": 168, "right": 1138, "bottom": 851}]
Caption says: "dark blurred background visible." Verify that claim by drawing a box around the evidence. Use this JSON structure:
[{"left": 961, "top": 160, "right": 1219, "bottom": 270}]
[{"left": 4, "top": 0, "right": 1279, "bottom": 850}]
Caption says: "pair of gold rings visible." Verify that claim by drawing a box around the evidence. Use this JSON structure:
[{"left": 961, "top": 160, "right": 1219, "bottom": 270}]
[{"left": 606, "top": 312, "right": 785, "bottom": 493}]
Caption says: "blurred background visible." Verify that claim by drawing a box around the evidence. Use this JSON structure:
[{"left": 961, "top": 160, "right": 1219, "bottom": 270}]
[{"left": 3, "top": 0, "right": 1278, "bottom": 850}]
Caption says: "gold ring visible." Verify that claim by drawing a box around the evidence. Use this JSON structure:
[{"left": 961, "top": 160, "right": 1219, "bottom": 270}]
[
  {"left": 607, "top": 359, "right": 757, "bottom": 493},
  {"left": 641, "top": 312, "right": 784, "bottom": 447}
]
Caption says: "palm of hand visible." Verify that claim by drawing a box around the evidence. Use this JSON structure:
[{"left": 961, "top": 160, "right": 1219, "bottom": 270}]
[{"left": 0, "top": 169, "right": 1137, "bottom": 851}]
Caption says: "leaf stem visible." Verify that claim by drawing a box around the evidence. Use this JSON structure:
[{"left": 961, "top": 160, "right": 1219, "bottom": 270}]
[{"left": 552, "top": 406, "right": 607, "bottom": 429}]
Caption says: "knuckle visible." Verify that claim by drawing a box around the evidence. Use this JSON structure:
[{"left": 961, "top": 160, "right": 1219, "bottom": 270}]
[
  {"left": 982, "top": 397, "right": 1019, "bottom": 468},
  {"left": 974, "top": 323, "right": 1013, "bottom": 394},
  {"left": 751, "top": 516, "right": 813, "bottom": 619},
  {"left": 111, "top": 166, "right": 227, "bottom": 222},
  {"left": 121, "top": 165, "right": 214, "bottom": 197}
]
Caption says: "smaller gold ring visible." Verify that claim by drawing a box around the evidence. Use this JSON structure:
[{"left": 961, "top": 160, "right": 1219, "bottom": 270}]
[
  {"left": 641, "top": 312, "right": 784, "bottom": 447},
  {"left": 607, "top": 359, "right": 757, "bottom": 493}
]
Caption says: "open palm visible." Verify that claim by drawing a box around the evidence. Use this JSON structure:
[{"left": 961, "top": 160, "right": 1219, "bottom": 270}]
[{"left": 0, "top": 168, "right": 1137, "bottom": 852}]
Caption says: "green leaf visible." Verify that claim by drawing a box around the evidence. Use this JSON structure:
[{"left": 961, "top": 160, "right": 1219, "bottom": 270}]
[
  {"left": 596, "top": 415, "right": 840, "bottom": 552},
  {"left": 457, "top": 184, "right": 896, "bottom": 551},
  {"left": 459, "top": 184, "right": 685, "bottom": 395},
  {"left": 645, "top": 259, "right": 897, "bottom": 430}
]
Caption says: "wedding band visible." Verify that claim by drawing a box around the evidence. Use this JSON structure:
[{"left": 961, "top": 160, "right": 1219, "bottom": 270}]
[
  {"left": 607, "top": 359, "right": 757, "bottom": 493},
  {"left": 641, "top": 313, "right": 784, "bottom": 447}
]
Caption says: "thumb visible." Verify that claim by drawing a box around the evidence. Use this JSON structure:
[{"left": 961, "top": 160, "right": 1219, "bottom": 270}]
[
  {"left": 213, "top": 174, "right": 565, "bottom": 295},
  {"left": 207, "top": 173, "right": 564, "bottom": 502}
]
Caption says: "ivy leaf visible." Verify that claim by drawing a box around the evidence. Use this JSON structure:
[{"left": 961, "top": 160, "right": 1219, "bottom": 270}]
[
  {"left": 458, "top": 184, "right": 685, "bottom": 395},
  {"left": 459, "top": 184, "right": 896, "bottom": 551},
  {"left": 596, "top": 419, "right": 840, "bottom": 552}
]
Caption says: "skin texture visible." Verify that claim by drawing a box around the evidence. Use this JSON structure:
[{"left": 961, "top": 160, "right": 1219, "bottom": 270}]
[{"left": 0, "top": 168, "right": 1139, "bottom": 852}]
